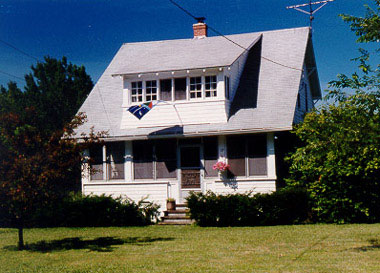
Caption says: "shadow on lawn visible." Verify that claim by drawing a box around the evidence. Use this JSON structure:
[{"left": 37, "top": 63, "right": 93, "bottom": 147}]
[
  {"left": 4, "top": 236, "right": 174, "bottom": 253},
  {"left": 353, "top": 238, "right": 380, "bottom": 252}
]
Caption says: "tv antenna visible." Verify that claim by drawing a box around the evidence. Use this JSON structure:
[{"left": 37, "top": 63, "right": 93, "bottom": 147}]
[{"left": 286, "top": 0, "right": 334, "bottom": 29}]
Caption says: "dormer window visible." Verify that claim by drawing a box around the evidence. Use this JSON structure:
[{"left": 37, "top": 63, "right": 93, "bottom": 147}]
[
  {"left": 146, "top": 80, "right": 157, "bottom": 101},
  {"left": 205, "top": 76, "right": 217, "bottom": 97},
  {"left": 127, "top": 74, "right": 219, "bottom": 105},
  {"left": 190, "top": 77, "right": 202, "bottom": 99},
  {"left": 131, "top": 81, "right": 143, "bottom": 102}
]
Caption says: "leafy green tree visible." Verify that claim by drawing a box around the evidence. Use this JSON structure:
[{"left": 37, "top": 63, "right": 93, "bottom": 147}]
[
  {"left": 286, "top": 0, "right": 380, "bottom": 223},
  {"left": 0, "top": 57, "right": 96, "bottom": 248},
  {"left": 0, "top": 111, "right": 102, "bottom": 249},
  {"left": 0, "top": 56, "right": 93, "bottom": 134}
]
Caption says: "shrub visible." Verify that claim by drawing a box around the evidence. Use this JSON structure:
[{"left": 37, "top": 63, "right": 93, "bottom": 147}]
[
  {"left": 186, "top": 188, "right": 310, "bottom": 227},
  {"left": 24, "top": 193, "right": 160, "bottom": 228}
]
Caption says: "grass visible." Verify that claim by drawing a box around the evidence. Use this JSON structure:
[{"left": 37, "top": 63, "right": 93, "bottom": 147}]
[{"left": 1, "top": 224, "right": 380, "bottom": 272}]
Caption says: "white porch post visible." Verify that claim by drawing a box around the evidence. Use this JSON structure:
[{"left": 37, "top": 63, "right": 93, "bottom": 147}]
[
  {"left": 81, "top": 149, "right": 90, "bottom": 193},
  {"left": 218, "top": 135, "right": 227, "bottom": 161},
  {"left": 125, "top": 141, "right": 133, "bottom": 181},
  {"left": 267, "top": 133, "right": 277, "bottom": 184},
  {"left": 102, "top": 144, "right": 107, "bottom": 180}
]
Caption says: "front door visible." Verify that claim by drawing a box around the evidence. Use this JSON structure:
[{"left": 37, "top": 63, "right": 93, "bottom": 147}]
[{"left": 180, "top": 146, "right": 201, "bottom": 202}]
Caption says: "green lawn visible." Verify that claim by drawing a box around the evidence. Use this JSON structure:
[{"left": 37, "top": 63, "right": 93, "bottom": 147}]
[{"left": 0, "top": 224, "right": 380, "bottom": 272}]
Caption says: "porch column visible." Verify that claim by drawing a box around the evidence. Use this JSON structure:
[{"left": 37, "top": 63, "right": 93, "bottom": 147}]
[
  {"left": 218, "top": 135, "right": 227, "bottom": 161},
  {"left": 102, "top": 144, "right": 107, "bottom": 180},
  {"left": 81, "top": 149, "right": 90, "bottom": 192},
  {"left": 267, "top": 133, "right": 277, "bottom": 181},
  {"left": 125, "top": 141, "right": 133, "bottom": 181}
]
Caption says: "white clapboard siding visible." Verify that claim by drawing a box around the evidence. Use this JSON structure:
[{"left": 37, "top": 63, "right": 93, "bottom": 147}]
[
  {"left": 121, "top": 100, "right": 228, "bottom": 129},
  {"left": 83, "top": 183, "right": 169, "bottom": 211},
  {"left": 205, "top": 180, "right": 275, "bottom": 195}
]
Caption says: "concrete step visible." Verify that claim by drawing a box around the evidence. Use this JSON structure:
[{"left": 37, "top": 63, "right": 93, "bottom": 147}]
[
  {"left": 165, "top": 210, "right": 188, "bottom": 217},
  {"left": 162, "top": 214, "right": 190, "bottom": 219},
  {"left": 158, "top": 220, "right": 193, "bottom": 225}
]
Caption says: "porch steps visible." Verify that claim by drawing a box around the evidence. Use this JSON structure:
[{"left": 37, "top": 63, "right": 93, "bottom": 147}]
[{"left": 159, "top": 204, "right": 194, "bottom": 225}]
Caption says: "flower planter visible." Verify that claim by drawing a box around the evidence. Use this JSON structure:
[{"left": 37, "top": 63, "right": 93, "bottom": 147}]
[{"left": 166, "top": 200, "right": 176, "bottom": 211}]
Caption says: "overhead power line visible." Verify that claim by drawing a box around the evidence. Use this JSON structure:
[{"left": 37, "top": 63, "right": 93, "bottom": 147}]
[
  {"left": 0, "top": 39, "right": 40, "bottom": 62},
  {"left": 0, "top": 69, "right": 25, "bottom": 83},
  {"left": 168, "top": 0, "right": 303, "bottom": 72}
]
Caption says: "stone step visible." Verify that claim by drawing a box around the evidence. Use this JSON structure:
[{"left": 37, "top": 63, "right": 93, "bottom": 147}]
[
  {"left": 158, "top": 220, "right": 193, "bottom": 225},
  {"left": 165, "top": 210, "right": 188, "bottom": 217},
  {"left": 176, "top": 203, "right": 188, "bottom": 208},
  {"left": 162, "top": 215, "right": 191, "bottom": 220},
  {"left": 166, "top": 209, "right": 188, "bottom": 213}
]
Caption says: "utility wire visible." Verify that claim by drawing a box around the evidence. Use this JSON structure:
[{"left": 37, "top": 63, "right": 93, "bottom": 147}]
[
  {"left": 168, "top": 0, "right": 303, "bottom": 72},
  {"left": 0, "top": 39, "right": 40, "bottom": 62},
  {"left": 0, "top": 69, "right": 26, "bottom": 82}
]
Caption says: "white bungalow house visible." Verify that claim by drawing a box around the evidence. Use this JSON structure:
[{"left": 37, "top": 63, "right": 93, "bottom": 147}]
[{"left": 76, "top": 22, "right": 321, "bottom": 211}]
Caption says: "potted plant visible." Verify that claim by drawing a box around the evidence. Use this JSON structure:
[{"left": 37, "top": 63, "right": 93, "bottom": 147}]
[
  {"left": 166, "top": 198, "right": 176, "bottom": 210},
  {"left": 213, "top": 160, "right": 230, "bottom": 179}
]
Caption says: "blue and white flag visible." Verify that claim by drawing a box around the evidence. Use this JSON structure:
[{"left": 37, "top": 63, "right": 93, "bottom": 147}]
[{"left": 128, "top": 102, "right": 154, "bottom": 119}]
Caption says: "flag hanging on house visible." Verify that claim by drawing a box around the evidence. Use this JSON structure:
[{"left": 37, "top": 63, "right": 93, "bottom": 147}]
[{"left": 128, "top": 102, "right": 154, "bottom": 119}]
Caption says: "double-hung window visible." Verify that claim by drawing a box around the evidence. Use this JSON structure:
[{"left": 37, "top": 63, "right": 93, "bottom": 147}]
[
  {"left": 131, "top": 81, "right": 143, "bottom": 102},
  {"left": 205, "top": 76, "right": 217, "bottom": 97},
  {"left": 189, "top": 77, "right": 202, "bottom": 99},
  {"left": 146, "top": 80, "right": 157, "bottom": 101}
]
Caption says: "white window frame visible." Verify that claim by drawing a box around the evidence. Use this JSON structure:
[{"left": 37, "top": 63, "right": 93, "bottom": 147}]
[
  {"left": 131, "top": 81, "right": 143, "bottom": 103},
  {"left": 189, "top": 76, "right": 202, "bottom": 99},
  {"left": 205, "top": 75, "right": 217, "bottom": 98},
  {"left": 145, "top": 80, "right": 158, "bottom": 102}
]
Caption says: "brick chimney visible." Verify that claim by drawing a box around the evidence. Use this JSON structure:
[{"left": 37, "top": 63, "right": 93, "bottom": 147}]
[{"left": 193, "top": 17, "right": 207, "bottom": 38}]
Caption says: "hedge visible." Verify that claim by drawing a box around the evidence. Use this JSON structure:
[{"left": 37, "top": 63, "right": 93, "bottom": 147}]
[
  {"left": 0, "top": 193, "right": 160, "bottom": 228},
  {"left": 186, "top": 188, "right": 311, "bottom": 227}
]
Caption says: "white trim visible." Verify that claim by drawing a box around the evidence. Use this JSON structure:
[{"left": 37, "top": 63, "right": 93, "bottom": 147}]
[
  {"left": 125, "top": 141, "right": 133, "bottom": 181},
  {"left": 267, "top": 132, "right": 277, "bottom": 180},
  {"left": 83, "top": 181, "right": 170, "bottom": 186}
]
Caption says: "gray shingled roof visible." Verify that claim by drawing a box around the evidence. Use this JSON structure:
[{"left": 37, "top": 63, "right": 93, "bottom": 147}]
[
  {"left": 112, "top": 34, "right": 262, "bottom": 75},
  {"left": 75, "top": 27, "right": 319, "bottom": 140}
]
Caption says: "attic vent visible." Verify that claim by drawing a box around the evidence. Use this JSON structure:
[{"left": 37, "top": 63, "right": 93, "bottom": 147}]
[{"left": 193, "top": 18, "right": 207, "bottom": 38}]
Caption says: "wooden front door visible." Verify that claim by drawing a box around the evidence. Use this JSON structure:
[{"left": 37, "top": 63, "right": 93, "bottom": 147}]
[{"left": 180, "top": 146, "right": 201, "bottom": 200}]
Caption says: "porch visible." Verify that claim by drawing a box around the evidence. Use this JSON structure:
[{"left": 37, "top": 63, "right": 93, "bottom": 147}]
[{"left": 82, "top": 133, "right": 277, "bottom": 211}]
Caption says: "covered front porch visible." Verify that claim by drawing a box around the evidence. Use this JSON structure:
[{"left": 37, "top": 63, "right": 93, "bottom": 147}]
[{"left": 82, "top": 133, "right": 277, "bottom": 210}]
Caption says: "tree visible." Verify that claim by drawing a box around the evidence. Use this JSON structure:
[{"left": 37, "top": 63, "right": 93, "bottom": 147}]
[
  {"left": 0, "top": 56, "right": 93, "bottom": 134},
  {"left": 0, "top": 57, "right": 96, "bottom": 249},
  {"left": 286, "top": 0, "right": 380, "bottom": 223},
  {"left": 0, "top": 110, "right": 102, "bottom": 249}
]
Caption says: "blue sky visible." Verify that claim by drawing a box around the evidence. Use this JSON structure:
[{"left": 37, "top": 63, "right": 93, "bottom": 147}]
[{"left": 0, "top": 0, "right": 377, "bottom": 93}]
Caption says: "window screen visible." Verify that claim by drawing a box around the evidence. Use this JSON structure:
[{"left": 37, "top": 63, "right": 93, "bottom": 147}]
[
  {"left": 90, "top": 145, "right": 103, "bottom": 180},
  {"left": 133, "top": 141, "right": 154, "bottom": 179},
  {"left": 106, "top": 142, "right": 124, "bottom": 180},
  {"left": 227, "top": 135, "right": 246, "bottom": 176},
  {"left": 247, "top": 134, "right": 267, "bottom": 176},
  {"left": 203, "top": 137, "right": 218, "bottom": 177},
  {"left": 156, "top": 139, "right": 177, "bottom": 178},
  {"left": 174, "top": 78, "right": 187, "bottom": 100},
  {"left": 160, "top": 79, "right": 172, "bottom": 101},
  {"left": 180, "top": 147, "right": 201, "bottom": 168}
]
